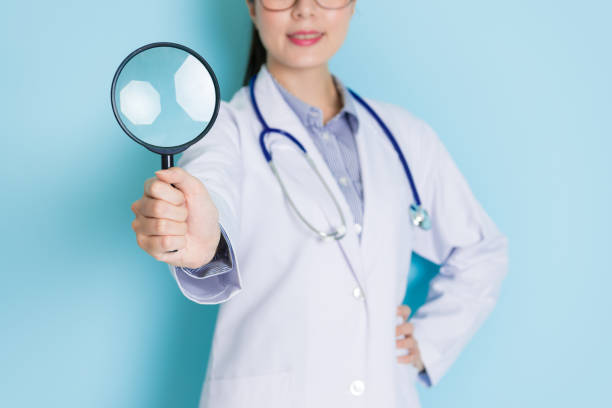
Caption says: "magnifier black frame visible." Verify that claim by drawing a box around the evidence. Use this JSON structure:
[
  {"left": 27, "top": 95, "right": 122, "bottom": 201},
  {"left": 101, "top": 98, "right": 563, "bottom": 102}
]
[{"left": 110, "top": 41, "right": 221, "bottom": 164}]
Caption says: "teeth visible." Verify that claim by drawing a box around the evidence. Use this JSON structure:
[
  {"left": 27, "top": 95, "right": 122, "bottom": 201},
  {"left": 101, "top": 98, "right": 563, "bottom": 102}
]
[{"left": 291, "top": 33, "right": 321, "bottom": 39}]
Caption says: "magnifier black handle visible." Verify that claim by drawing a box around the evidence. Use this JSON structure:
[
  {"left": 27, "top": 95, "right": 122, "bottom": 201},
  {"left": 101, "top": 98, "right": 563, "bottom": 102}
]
[
  {"left": 161, "top": 154, "right": 174, "bottom": 170},
  {"left": 161, "top": 154, "right": 179, "bottom": 253},
  {"left": 161, "top": 154, "right": 179, "bottom": 189}
]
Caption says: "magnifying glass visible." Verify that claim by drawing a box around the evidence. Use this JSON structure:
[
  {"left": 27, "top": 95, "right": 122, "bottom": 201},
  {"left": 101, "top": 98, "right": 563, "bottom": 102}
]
[
  {"left": 111, "top": 42, "right": 220, "bottom": 253},
  {"left": 110, "top": 42, "right": 220, "bottom": 170}
]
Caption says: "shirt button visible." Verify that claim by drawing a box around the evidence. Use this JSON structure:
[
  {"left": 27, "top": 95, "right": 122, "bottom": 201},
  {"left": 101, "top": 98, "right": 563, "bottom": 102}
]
[
  {"left": 349, "top": 379, "right": 365, "bottom": 396},
  {"left": 338, "top": 176, "right": 349, "bottom": 186},
  {"left": 321, "top": 131, "right": 331, "bottom": 140},
  {"left": 352, "top": 286, "right": 364, "bottom": 300},
  {"left": 354, "top": 223, "right": 362, "bottom": 234}
]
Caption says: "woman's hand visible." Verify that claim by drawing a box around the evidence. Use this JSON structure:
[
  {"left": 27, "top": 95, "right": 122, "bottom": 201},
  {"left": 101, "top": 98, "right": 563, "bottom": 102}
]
[
  {"left": 396, "top": 305, "right": 425, "bottom": 372},
  {"left": 130, "top": 166, "right": 221, "bottom": 269}
]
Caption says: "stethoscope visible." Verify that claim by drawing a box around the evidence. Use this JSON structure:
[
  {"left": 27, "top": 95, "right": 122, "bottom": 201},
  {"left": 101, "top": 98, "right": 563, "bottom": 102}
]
[{"left": 249, "top": 72, "right": 431, "bottom": 241}]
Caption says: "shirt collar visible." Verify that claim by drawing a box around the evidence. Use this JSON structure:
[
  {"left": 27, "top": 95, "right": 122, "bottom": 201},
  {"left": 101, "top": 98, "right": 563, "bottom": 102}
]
[{"left": 268, "top": 67, "right": 359, "bottom": 132}]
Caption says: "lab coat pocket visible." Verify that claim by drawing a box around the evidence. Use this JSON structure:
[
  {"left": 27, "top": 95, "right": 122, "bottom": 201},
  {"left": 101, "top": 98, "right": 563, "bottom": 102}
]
[{"left": 201, "top": 369, "right": 293, "bottom": 408}]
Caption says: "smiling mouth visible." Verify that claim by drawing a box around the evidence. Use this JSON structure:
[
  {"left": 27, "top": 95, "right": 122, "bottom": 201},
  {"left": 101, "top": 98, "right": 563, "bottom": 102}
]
[{"left": 288, "top": 33, "right": 324, "bottom": 39}]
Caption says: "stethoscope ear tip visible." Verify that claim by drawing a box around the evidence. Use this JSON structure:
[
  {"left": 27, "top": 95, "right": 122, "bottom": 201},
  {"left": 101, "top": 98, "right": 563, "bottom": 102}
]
[
  {"left": 317, "top": 225, "right": 347, "bottom": 242},
  {"left": 333, "top": 225, "right": 347, "bottom": 240}
]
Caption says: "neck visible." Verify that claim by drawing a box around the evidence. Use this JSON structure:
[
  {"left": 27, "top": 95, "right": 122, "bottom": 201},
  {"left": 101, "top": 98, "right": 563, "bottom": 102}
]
[{"left": 266, "top": 58, "right": 343, "bottom": 124}]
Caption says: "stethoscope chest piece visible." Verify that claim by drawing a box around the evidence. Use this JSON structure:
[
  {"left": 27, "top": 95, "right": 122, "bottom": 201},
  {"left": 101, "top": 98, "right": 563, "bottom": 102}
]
[{"left": 410, "top": 203, "right": 431, "bottom": 230}]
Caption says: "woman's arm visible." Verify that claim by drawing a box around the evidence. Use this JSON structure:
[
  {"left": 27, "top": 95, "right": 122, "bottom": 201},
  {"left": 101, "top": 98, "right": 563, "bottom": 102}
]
[
  {"left": 169, "top": 101, "right": 245, "bottom": 305},
  {"left": 408, "top": 120, "right": 510, "bottom": 387}
]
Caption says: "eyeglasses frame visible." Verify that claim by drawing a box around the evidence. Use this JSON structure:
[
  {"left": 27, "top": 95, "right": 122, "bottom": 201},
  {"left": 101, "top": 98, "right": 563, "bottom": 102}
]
[{"left": 260, "top": 0, "right": 354, "bottom": 12}]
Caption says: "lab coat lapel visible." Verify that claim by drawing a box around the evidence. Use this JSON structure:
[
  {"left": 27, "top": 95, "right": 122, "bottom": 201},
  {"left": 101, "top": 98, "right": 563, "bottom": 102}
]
[
  {"left": 254, "top": 65, "right": 366, "bottom": 285},
  {"left": 352, "top": 102, "right": 390, "bottom": 282}
]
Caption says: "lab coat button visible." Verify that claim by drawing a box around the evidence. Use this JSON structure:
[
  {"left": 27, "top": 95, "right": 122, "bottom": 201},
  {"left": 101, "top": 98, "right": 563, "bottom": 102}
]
[
  {"left": 349, "top": 379, "right": 365, "bottom": 396},
  {"left": 352, "top": 287, "right": 363, "bottom": 300},
  {"left": 354, "top": 223, "right": 362, "bottom": 234}
]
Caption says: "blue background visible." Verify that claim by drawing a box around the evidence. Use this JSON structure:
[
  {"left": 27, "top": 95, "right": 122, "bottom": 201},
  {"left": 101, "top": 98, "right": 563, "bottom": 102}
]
[{"left": 1, "top": 0, "right": 609, "bottom": 406}]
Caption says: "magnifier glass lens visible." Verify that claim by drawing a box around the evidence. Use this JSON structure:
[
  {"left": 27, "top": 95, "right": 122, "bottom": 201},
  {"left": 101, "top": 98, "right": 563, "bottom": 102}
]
[{"left": 113, "top": 46, "right": 217, "bottom": 148}]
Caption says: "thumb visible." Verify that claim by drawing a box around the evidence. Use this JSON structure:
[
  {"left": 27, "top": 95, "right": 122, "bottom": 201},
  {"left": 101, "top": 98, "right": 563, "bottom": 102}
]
[{"left": 155, "top": 167, "right": 200, "bottom": 195}]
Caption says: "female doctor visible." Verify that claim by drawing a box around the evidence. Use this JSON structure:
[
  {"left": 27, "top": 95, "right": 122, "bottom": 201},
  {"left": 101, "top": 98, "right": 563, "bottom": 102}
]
[{"left": 130, "top": 0, "right": 509, "bottom": 406}]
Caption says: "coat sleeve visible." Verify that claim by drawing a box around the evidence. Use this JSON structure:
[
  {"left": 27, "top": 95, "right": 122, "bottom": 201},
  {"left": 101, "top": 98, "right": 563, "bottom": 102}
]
[
  {"left": 406, "top": 118, "right": 509, "bottom": 388},
  {"left": 167, "top": 101, "right": 244, "bottom": 305},
  {"left": 176, "top": 223, "right": 233, "bottom": 278}
]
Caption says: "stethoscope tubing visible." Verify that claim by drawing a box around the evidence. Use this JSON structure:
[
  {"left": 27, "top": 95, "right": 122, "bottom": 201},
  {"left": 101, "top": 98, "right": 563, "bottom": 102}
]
[
  {"left": 248, "top": 72, "right": 429, "bottom": 233},
  {"left": 346, "top": 89, "right": 422, "bottom": 207}
]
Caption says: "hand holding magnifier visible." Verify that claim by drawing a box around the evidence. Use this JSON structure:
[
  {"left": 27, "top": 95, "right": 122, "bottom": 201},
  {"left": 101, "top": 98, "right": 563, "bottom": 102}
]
[{"left": 111, "top": 42, "right": 221, "bottom": 256}]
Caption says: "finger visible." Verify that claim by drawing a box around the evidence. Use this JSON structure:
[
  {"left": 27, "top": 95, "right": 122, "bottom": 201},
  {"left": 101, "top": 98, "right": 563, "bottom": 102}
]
[
  {"left": 396, "top": 336, "right": 416, "bottom": 350},
  {"left": 397, "top": 353, "right": 417, "bottom": 365},
  {"left": 397, "top": 304, "right": 411, "bottom": 320},
  {"left": 139, "top": 196, "right": 188, "bottom": 222},
  {"left": 155, "top": 248, "right": 186, "bottom": 266},
  {"left": 144, "top": 177, "right": 185, "bottom": 206},
  {"left": 138, "top": 234, "right": 187, "bottom": 255},
  {"left": 131, "top": 200, "right": 141, "bottom": 215},
  {"left": 134, "top": 217, "right": 188, "bottom": 236},
  {"left": 154, "top": 167, "right": 201, "bottom": 197},
  {"left": 396, "top": 322, "right": 414, "bottom": 337}
]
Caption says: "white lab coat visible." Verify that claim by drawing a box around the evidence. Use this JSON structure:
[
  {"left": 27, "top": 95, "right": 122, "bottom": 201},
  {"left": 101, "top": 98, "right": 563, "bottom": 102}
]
[{"left": 168, "top": 64, "right": 509, "bottom": 407}]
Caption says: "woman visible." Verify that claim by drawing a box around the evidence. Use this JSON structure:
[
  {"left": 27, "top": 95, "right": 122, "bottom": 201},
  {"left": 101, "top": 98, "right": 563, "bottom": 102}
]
[{"left": 130, "top": 0, "right": 509, "bottom": 406}]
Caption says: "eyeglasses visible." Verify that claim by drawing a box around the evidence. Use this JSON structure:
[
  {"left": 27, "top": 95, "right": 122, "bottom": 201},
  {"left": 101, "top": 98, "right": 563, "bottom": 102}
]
[{"left": 261, "top": 0, "right": 354, "bottom": 12}]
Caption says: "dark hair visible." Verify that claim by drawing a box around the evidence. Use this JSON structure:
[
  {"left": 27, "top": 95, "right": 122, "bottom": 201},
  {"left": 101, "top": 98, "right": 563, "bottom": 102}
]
[{"left": 242, "top": 9, "right": 267, "bottom": 86}]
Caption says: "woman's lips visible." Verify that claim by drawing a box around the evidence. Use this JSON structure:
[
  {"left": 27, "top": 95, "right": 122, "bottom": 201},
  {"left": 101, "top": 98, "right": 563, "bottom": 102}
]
[{"left": 287, "top": 32, "right": 324, "bottom": 46}]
